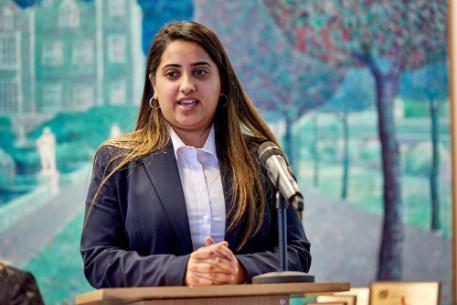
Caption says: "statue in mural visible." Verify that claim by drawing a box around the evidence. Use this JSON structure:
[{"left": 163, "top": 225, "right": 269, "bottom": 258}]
[
  {"left": 110, "top": 123, "right": 122, "bottom": 138},
  {"left": 36, "top": 127, "right": 57, "bottom": 176}
]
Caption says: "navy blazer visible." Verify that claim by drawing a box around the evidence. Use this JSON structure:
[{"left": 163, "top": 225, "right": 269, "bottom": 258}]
[{"left": 80, "top": 142, "right": 311, "bottom": 288}]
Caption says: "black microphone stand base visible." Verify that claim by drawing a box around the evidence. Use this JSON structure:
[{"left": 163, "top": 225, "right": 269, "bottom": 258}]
[{"left": 252, "top": 271, "right": 315, "bottom": 284}]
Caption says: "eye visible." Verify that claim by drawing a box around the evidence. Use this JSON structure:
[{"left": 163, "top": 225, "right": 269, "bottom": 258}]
[
  {"left": 193, "top": 68, "right": 209, "bottom": 78},
  {"left": 165, "top": 70, "right": 179, "bottom": 79}
]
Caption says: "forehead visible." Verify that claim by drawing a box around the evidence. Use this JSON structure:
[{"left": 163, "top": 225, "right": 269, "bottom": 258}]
[{"left": 159, "top": 40, "right": 214, "bottom": 66}]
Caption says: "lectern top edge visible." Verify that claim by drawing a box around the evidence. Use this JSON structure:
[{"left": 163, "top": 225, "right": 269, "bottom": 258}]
[{"left": 75, "top": 282, "right": 350, "bottom": 305}]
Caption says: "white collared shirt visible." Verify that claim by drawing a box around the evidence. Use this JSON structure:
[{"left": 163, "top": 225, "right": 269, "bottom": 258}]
[{"left": 170, "top": 126, "right": 226, "bottom": 250}]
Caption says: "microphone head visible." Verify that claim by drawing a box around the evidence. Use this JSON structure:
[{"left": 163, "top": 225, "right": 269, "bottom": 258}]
[{"left": 258, "top": 141, "right": 286, "bottom": 166}]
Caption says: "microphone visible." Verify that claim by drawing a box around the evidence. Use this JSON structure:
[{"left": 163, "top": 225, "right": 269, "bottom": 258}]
[
  {"left": 258, "top": 141, "right": 304, "bottom": 218},
  {"left": 253, "top": 142, "right": 315, "bottom": 284}
]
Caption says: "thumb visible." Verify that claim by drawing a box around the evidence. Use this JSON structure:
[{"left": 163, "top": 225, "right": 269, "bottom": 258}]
[{"left": 204, "top": 236, "right": 215, "bottom": 246}]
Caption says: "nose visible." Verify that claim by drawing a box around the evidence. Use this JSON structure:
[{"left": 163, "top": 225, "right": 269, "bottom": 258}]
[{"left": 180, "top": 73, "right": 196, "bottom": 95}]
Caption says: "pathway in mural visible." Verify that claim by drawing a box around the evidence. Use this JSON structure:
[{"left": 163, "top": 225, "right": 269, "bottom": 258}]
[
  {"left": 304, "top": 189, "right": 451, "bottom": 302},
  {"left": 0, "top": 169, "right": 89, "bottom": 266}
]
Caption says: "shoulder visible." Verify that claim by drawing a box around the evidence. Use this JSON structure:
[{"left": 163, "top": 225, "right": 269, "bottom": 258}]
[
  {"left": 93, "top": 141, "right": 173, "bottom": 173},
  {"left": 94, "top": 144, "right": 127, "bottom": 167},
  {"left": 91, "top": 144, "right": 136, "bottom": 180}
]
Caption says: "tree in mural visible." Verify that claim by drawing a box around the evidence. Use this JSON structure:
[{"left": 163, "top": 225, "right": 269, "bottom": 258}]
[
  {"left": 195, "top": 0, "right": 344, "bottom": 170},
  {"left": 323, "top": 68, "right": 374, "bottom": 199},
  {"left": 399, "top": 62, "right": 449, "bottom": 232},
  {"left": 264, "top": 0, "right": 448, "bottom": 279}
]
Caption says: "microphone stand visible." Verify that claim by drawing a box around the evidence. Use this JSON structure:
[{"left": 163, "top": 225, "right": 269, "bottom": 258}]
[{"left": 252, "top": 179, "right": 315, "bottom": 284}]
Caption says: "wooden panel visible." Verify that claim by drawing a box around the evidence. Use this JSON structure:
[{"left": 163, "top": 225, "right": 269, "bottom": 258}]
[
  {"left": 335, "top": 287, "right": 369, "bottom": 305},
  {"left": 317, "top": 295, "right": 356, "bottom": 305},
  {"left": 75, "top": 282, "right": 350, "bottom": 305},
  {"left": 370, "top": 282, "right": 439, "bottom": 305},
  {"left": 306, "top": 302, "right": 346, "bottom": 305},
  {"left": 133, "top": 295, "right": 288, "bottom": 305}
]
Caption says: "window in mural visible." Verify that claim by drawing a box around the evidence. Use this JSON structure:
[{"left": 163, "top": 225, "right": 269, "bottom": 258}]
[
  {"left": 58, "top": 0, "right": 80, "bottom": 29},
  {"left": 0, "top": 7, "right": 14, "bottom": 31},
  {"left": 109, "top": 79, "right": 126, "bottom": 105},
  {"left": 107, "top": 34, "right": 126, "bottom": 63},
  {"left": 0, "top": 80, "right": 18, "bottom": 113},
  {"left": 0, "top": 32, "right": 18, "bottom": 69},
  {"left": 72, "top": 85, "right": 94, "bottom": 110},
  {"left": 72, "top": 40, "right": 94, "bottom": 65},
  {"left": 41, "top": 40, "right": 64, "bottom": 67},
  {"left": 107, "top": 0, "right": 125, "bottom": 17},
  {"left": 41, "top": 83, "right": 62, "bottom": 112}
]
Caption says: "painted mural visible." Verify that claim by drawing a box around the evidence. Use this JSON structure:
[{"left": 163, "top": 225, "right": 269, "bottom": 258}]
[{"left": 0, "top": 0, "right": 452, "bottom": 304}]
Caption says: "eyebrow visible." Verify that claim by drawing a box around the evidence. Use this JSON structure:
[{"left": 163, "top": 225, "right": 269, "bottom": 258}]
[{"left": 162, "top": 61, "right": 211, "bottom": 69}]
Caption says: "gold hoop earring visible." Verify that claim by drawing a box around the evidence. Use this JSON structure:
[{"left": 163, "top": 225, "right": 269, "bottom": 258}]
[
  {"left": 219, "top": 94, "right": 228, "bottom": 107},
  {"left": 149, "top": 97, "right": 160, "bottom": 110}
]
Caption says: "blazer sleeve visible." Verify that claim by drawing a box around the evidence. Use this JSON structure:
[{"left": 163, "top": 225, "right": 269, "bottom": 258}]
[
  {"left": 80, "top": 146, "right": 190, "bottom": 288},
  {"left": 235, "top": 206, "right": 312, "bottom": 281}
]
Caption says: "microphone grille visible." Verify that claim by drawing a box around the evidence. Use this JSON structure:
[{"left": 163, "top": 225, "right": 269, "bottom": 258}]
[{"left": 258, "top": 141, "right": 285, "bottom": 166}]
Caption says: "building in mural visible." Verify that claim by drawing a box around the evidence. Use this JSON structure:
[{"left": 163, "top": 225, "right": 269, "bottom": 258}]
[
  {"left": 0, "top": 3, "right": 34, "bottom": 114},
  {"left": 0, "top": 0, "right": 143, "bottom": 115}
]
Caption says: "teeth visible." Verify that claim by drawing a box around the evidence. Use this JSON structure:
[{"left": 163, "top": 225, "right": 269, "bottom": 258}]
[{"left": 179, "top": 99, "right": 197, "bottom": 105}]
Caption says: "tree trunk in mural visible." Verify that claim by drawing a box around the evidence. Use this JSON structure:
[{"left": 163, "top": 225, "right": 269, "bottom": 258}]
[
  {"left": 341, "top": 112, "right": 349, "bottom": 200},
  {"left": 284, "top": 111, "right": 296, "bottom": 170},
  {"left": 429, "top": 100, "right": 440, "bottom": 231},
  {"left": 370, "top": 66, "right": 403, "bottom": 280},
  {"left": 312, "top": 114, "right": 320, "bottom": 188}
]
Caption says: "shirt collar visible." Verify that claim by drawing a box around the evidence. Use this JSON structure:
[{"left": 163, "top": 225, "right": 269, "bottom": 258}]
[{"left": 170, "top": 125, "right": 217, "bottom": 160}]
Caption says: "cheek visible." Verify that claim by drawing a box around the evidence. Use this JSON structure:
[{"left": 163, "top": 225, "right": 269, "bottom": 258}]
[{"left": 156, "top": 84, "right": 177, "bottom": 102}]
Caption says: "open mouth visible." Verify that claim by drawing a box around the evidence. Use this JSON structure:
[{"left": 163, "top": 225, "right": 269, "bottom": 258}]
[{"left": 177, "top": 98, "right": 199, "bottom": 107}]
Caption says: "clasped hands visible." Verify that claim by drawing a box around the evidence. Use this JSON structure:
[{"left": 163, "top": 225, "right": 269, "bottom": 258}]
[{"left": 185, "top": 237, "right": 247, "bottom": 286}]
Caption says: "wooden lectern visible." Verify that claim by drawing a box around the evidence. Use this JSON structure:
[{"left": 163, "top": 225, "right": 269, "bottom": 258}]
[{"left": 76, "top": 282, "right": 349, "bottom": 305}]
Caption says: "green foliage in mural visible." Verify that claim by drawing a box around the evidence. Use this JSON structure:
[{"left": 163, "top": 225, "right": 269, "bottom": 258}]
[{"left": 27, "top": 105, "right": 137, "bottom": 172}]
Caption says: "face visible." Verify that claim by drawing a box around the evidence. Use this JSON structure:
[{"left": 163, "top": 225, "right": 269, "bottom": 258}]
[{"left": 150, "top": 40, "right": 222, "bottom": 136}]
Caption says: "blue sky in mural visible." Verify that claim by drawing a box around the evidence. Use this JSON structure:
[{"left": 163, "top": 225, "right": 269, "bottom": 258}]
[{"left": 139, "top": 0, "right": 193, "bottom": 54}]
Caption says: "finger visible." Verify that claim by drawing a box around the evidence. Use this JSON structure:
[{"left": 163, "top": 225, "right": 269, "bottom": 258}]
[
  {"left": 190, "top": 259, "right": 236, "bottom": 274},
  {"left": 204, "top": 236, "right": 215, "bottom": 246},
  {"left": 212, "top": 245, "right": 236, "bottom": 262},
  {"left": 200, "top": 242, "right": 236, "bottom": 264},
  {"left": 192, "top": 271, "right": 235, "bottom": 285},
  {"left": 190, "top": 273, "right": 214, "bottom": 286},
  {"left": 189, "top": 270, "right": 224, "bottom": 286},
  {"left": 192, "top": 242, "right": 229, "bottom": 260},
  {"left": 194, "top": 251, "right": 237, "bottom": 273},
  {"left": 204, "top": 241, "right": 232, "bottom": 259}
]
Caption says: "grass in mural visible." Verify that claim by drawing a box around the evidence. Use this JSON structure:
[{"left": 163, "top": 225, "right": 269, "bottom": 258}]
[
  {"left": 298, "top": 161, "right": 452, "bottom": 239},
  {"left": 23, "top": 211, "right": 92, "bottom": 305}
]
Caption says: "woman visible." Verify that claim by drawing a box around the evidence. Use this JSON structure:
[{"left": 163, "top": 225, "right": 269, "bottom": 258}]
[{"left": 80, "top": 21, "right": 311, "bottom": 288}]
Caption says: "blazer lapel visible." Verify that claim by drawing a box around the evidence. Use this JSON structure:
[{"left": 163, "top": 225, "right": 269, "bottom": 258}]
[{"left": 140, "top": 142, "right": 193, "bottom": 253}]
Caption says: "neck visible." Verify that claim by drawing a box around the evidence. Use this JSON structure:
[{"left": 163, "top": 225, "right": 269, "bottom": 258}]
[{"left": 172, "top": 125, "right": 212, "bottom": 148}]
